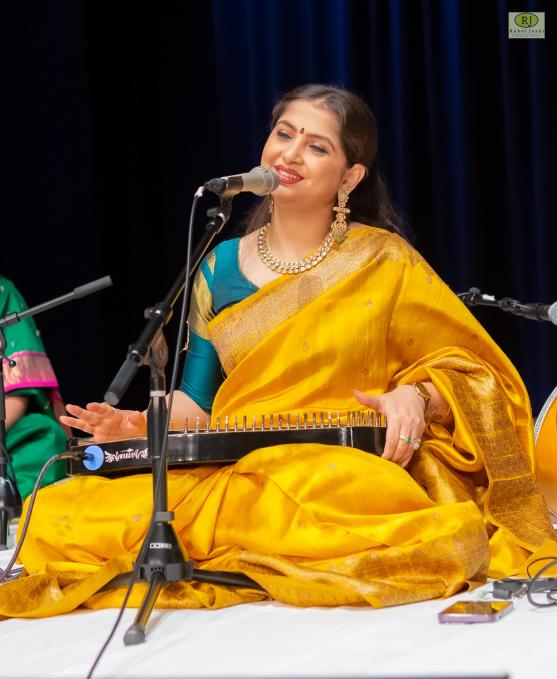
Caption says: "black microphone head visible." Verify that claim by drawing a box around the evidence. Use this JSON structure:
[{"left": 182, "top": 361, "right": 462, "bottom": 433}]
[{"left": 204, "top": 177, "right": 228, "bottom": 194}]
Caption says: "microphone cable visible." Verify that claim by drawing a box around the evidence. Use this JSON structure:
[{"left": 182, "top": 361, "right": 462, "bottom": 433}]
[
  {"left": 526, "top": 555, "right": 557, "bottom": 607},
  {"left": 0, "top": 450, "right": 87, "bottom": 585},
  {"left": 86, "top": 186, "right": 203, "bottom": 679}
]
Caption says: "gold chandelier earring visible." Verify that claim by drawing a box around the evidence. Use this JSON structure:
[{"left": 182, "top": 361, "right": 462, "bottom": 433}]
[
  {"left": 268, "top": 194, "right": 274, "bottom": 220},
  {"left": 331, "top": 188, "right": 351, "bottom": 243}
]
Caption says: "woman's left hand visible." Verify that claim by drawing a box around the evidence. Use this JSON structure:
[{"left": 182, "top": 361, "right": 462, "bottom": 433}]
[{"left": 354, "top": 386, "right": 426, "bottom": 468}]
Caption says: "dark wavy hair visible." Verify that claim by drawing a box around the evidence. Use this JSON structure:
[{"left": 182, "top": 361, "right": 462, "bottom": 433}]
[{"left": 243, "top": 84, "right": 406, "bottom": 236}]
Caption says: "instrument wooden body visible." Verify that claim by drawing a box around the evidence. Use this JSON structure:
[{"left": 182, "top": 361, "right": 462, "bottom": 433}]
[
  {"left": 67, "top": 412, "right": 387, "bottom": 477},
  {"left": 534, "top": 387, "right": 557, "bottom": 517}
]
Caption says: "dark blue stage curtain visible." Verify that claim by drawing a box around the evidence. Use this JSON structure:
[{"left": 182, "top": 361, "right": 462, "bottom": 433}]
[
  {"left": 4, "top": 1, "right": 554, "bottom": 414},
  {"left": 211, "top": 0, "right": 555, "bottom": 413}
]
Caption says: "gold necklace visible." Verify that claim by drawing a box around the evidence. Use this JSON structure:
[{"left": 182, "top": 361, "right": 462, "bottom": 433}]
[{"left": 257, "top": 223, "right": 335, "bottom": 274}]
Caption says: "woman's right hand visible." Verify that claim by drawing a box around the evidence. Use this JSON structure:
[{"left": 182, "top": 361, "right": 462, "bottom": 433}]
[{"left": 60, "top": 402, "right": 147, "bottom": 442}]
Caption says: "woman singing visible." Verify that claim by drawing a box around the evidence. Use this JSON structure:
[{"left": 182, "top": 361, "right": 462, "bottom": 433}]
[{"left": 0, "top": 84, "right": 554, "bottom": 616}]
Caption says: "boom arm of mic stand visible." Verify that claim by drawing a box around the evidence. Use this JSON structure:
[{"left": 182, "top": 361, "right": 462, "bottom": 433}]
[
  {"left": 0, "top": 277, "right": 113, "bottom": 329},
  {"left": 104, "top": 200, "right": 232, "bottom": 406}
]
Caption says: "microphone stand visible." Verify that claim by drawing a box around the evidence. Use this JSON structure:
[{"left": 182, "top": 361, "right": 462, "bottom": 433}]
[
  {"left": 0, "top": 276, "right": 113, "bottom": 550},
  {"left": 104, "top": 199, "right": 263, "bottom": 646}
]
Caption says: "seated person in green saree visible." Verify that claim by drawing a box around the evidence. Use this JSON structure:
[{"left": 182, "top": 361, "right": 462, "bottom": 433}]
[
  {"left": 1, "top": 276, "right": 68, "bottom": 499},
  {"left": 0, "top": 85, "right": 554, "bottom": 618}
]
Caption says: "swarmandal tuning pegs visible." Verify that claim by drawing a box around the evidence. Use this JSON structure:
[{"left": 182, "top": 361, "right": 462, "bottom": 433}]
[{"left": 182, "top": 410, "right": 386, "bottom": 433}]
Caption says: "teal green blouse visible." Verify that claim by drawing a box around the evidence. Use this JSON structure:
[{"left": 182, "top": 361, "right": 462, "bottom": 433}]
[{"left": 179, "top": 238, "right": 258, "bottom": 412}]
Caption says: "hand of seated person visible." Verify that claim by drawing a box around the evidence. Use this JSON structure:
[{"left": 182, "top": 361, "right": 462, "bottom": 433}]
[
  {"left": 60, "top": 402, "right": 146, "bottom": 442},
  {"left": 354, "top": 385, "right": 426, "bottom": 468}
]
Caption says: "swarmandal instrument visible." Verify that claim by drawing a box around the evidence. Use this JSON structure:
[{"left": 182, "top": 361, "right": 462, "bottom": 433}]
[{"left": 67, "top": 410, "right": 387, "bottom": 477}]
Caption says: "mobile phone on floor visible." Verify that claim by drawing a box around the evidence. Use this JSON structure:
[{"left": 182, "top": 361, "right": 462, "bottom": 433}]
[{"left": 438, "top": 600, "right": 514, "bottom": 623}]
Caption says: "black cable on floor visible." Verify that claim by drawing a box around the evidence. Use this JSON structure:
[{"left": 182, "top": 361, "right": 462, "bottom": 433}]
[{"left": 526, "top": 555, "right": 557, "bottom": 608}]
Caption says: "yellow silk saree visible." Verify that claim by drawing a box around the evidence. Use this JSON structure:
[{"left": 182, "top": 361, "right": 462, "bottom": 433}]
[{"left": 1, "top": 226, "right": 554, "bottom": 618}]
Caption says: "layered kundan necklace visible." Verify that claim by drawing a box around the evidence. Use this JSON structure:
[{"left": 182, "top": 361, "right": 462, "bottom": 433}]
[{"left": 257, "top": 223, "right": 335, "bottom": 274}]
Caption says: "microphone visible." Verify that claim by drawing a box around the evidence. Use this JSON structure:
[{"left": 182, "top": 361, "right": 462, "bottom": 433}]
[
  {"left": 204, "top": 166, "right": 280, "bottom": 198},
  {"left": 458, "top": 288, "right": 557, "bottom": 326},
  {"left": 500, "top": 299, "right": 557, "bottom": 325}
]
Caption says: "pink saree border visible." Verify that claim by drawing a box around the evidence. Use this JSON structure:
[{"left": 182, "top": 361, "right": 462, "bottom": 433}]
[
  {"left": 3, "top": 350, "right": 59, "bottom": 392},
  {"left": 5, "top": 380, "right": 59, "bottom": 393}
]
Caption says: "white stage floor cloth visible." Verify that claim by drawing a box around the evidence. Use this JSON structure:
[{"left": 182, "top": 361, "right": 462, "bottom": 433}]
[{"left": 0, "top": 550, "right": 554, "bottom": 678}]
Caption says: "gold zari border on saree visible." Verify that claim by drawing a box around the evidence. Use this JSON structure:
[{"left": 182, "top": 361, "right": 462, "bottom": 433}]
[
  {"left": 444, "top": 366, "right": 555, "bottom": 547},
  {"left": 208, "top": 227, "right": 434, "bottom": 375}
]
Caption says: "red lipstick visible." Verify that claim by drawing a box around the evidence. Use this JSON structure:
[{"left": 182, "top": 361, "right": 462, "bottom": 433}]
[{"left": 275, "top": 165, "right": 303, "bottom": 184}]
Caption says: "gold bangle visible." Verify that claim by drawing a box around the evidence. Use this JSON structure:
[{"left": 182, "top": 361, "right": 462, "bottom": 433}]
[
  {"left": 413, "top": 382, "right": 432, "bottom": 417},
  {"left": 432, "top": 402, "right": 452, "bottom": 422}
]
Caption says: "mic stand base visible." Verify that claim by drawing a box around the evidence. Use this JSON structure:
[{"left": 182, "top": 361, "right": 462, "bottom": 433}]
[{"left": 123, "top": 511, "right": 194, "bottom": 646}]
